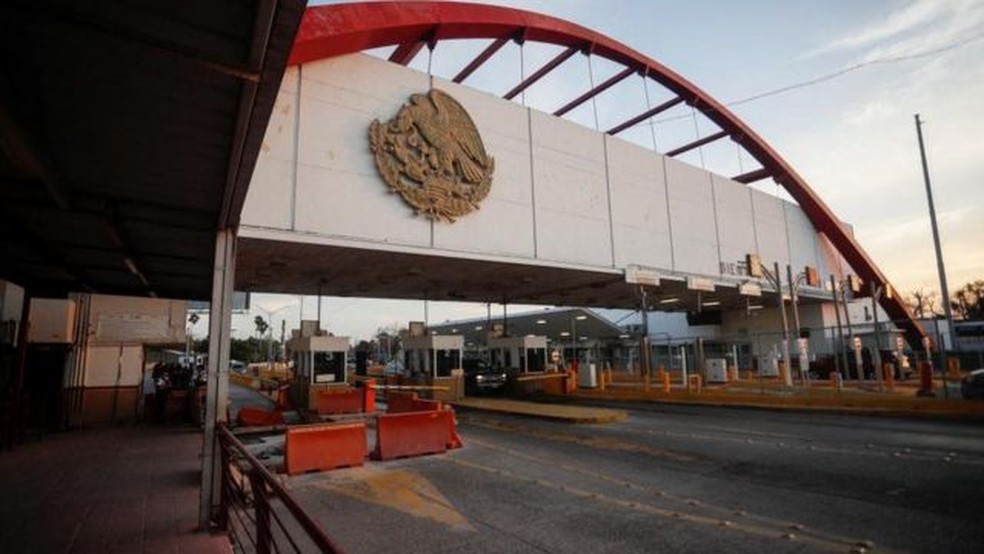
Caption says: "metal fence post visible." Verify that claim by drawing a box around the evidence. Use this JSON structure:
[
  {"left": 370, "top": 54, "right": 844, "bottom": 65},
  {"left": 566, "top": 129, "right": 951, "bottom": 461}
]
[{"left": 249, "top": 470, "right": 272, "bottom": 554}]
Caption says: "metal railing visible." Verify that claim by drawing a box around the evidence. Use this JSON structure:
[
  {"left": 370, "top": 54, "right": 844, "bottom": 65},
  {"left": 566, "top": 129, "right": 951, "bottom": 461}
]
[{"left": 217, "top": 425, "right": 343, "bottom": 553}]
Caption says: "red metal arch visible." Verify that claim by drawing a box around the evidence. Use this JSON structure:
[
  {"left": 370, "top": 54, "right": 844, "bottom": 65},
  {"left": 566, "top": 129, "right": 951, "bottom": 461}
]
[{"left": 287, "top": 1, "right": 925, "bottom": 347}]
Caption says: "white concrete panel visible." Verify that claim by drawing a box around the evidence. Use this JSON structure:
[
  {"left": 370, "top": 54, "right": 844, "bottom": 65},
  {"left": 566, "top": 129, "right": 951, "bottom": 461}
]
[
  {"left": 293, "top": 54, "right": 431, "bottom": 246},
  {"left": 29, "top": 298, "right": 76, "bottom": 343},
  {"left": 712, "top": 175, "right": 757, "bottom": 279},
  {"left": 86, "top": 294, "right": 186, "bottom": 345},
  {"left": 784, "top": 202, "right": 821, "bottom": 278},
  {"left": 817, "top": 233, "right": 844, "bottom": 281},
  {"left": 241, "top": 155, "right": 294, "bottom": 229},
  {"left": 242, "top": 67, "right": 298, "bottom": 229},
  {"left": 606, "top": 136, "right": 672, "bottom": 270},
  {"left": 429, "top": 77, "right": 535, "bottom": 257},
  {"left": 84, "top": 345, "right": 143, "bottom": 387},
  {"left": 664, "top": 157, "right": 719, "bottom": 276},
  {"left": 750, "top": 188, "right": 789, "bottom": 270},
  {"left": 530, "top": 110, "right": 612, "bottom": 267}
]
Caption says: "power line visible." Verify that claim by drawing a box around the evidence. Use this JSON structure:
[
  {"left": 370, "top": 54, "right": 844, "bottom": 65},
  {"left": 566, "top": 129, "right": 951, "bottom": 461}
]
[{"left": 648, "top": 31, "right": 984, "bottom": 126}]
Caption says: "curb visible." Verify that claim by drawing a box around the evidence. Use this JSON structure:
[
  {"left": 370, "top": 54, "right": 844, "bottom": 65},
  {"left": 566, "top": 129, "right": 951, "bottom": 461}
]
[{"left": 566, "top": 392, "right": 984, "bottom": 422}]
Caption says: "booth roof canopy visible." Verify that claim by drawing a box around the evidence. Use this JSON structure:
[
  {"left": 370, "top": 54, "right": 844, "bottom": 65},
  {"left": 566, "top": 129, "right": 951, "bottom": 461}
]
[
  {"left": 426, "top": 307, "right": 629, "bottom": 346},
  {"left": 0, "top": 0, "right": 304, "bottom": 300}
]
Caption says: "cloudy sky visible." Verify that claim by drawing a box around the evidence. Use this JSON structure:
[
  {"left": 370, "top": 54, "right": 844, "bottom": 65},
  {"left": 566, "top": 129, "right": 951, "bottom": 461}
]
[{"left": 194, "top": 0, "right": 983, "bottom": 342}]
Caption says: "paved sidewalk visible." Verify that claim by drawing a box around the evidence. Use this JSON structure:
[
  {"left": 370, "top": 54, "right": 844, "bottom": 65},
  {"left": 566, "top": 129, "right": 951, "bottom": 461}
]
[{"left": 0, "top": 425, "right": 230, "bottom": 553}]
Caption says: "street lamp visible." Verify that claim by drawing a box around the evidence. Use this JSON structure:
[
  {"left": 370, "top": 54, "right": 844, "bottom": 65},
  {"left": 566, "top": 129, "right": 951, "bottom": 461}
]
[{"left": 257, "top": 303, "right": 293, "bottom": 368}]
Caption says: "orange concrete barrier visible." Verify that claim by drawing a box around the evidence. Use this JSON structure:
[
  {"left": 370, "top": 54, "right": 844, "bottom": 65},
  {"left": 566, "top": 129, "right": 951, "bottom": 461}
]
[
  {"left": 374, "top": 409, "right": 462, "bottom": 461},
  {"left": 236, "top": 407, "right": 284, "bottom": 427},
  {"left": 316, "top": 388, "right": 363, "bottom": 415},
  {"left": 284, "top": 422, "right": 367, "bottom": 475}
]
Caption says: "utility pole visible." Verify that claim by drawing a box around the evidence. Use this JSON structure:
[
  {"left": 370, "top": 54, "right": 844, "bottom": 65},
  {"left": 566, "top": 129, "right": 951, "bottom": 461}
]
[
  {"left": 830, "top": 275, "right": 844, "bottom": 379},
  {"left": 915, "top": 114, "right": 957, "bottom": 350},
  {"left": 774, "top": 262, "right": 793, "bottom": 387}
]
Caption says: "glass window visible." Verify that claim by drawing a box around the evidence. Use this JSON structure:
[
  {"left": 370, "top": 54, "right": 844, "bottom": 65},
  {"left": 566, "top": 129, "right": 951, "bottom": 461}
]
[
  {"left": 313, "top": 351, "right": 345, "bottom": 383},
  {"left": 526, "top": 348, "right": 546, "bottom": 373},
  {"left": 435, "top": 349, "right": 459, "bottom": 378}
]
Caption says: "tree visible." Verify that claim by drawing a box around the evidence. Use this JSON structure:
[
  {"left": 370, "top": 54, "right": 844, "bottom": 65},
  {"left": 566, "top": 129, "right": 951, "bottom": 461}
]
[
  {"left": 254, "top": 315, "right": 269, "bottom": 338},
  {"left": 904, "top": 288, "right": 941, "bottom": 318},
  {"left": 953, "top": 280, "right": 984, "bottom": 320}
]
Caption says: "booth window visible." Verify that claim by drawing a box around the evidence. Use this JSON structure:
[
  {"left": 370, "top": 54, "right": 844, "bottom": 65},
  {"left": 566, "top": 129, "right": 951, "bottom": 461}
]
[
  {"left": 313, "top": 352, "right": 345, "bottom": 383},
  {"left": 435, "top": 349, "right": 460, "bottom": 378},
  {"left": 526, "top": 348, "right": 546, "bottom": 373}
]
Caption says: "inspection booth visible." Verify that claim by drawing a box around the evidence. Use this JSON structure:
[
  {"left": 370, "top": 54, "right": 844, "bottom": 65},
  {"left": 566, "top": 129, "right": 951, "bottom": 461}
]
[
  {"left": 287, "top": 323, "right": 350, "bottom": 413},
  {"left": 487, "top": 335, "right": 548, "bottom": 374},
  {"left": 402, "top": 333, "right": 464, "bottom": 402}
]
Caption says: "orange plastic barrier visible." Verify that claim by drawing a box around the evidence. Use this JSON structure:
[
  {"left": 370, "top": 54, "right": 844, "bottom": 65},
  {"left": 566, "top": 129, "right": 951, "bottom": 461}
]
[
  {"left": 374, "top": 409, "right": 463, "bottom": 460},
  {"left": 411, "top": 398, "right": 443, "bottom": 412},
  {"left": 236, "top": 407, "right": 284, "bottom": 427},
  {"left": 316, "top": 389, "right": 363, "bottom": 415},
  {"left": 284, "top": 422, "right": 368, "bottom": 475},
  {"left": 386, "top": 391, "right": 419, "bottom": 413},
  {"left": 362, "top": 378, "right": 376, "bottom": 413}
]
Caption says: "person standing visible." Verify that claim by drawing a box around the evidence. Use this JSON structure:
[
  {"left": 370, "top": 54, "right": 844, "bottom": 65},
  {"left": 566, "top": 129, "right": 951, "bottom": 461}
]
[{"left": 140, "top": 368, "right": 156, "bottom": 422}]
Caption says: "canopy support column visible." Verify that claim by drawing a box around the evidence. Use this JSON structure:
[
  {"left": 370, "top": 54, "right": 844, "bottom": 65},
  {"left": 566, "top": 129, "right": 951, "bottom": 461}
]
[{"left": 200, "top": 227, "right": 237, "bottom": 528}]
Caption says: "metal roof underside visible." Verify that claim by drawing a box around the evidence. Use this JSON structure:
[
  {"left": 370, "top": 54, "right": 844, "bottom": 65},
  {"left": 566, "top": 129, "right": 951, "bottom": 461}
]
[{"left": 0, "top": 0, "right": 304, "bottom": 300}]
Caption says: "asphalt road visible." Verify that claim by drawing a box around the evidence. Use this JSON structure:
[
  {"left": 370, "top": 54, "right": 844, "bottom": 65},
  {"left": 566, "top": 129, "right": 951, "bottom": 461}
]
[{"left": 287, "top": 403, "right": 984, "bottom": 553}]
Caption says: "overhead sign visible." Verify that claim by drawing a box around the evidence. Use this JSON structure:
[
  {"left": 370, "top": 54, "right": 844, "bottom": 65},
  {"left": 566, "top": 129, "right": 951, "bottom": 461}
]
[
  {"left": 369, "top": 89, "right": 495, "bottom": 223},
  {"left": 624, "top": 265, "right": 660, "bottom": 287},
  {"left": 738, "top": 282, "right": 762, "bottom": 297},
  {"left": 687, "top": 277, "right": 715, "bottom": 292},
  {"left": 187, "top": 291, "right": 251, "bottom": 314}
]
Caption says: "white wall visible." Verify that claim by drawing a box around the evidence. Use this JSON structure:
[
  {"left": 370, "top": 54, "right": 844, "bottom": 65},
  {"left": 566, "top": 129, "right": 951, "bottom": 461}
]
[{"left": 242, "top": 53, "right": 843, "bottom": 286}]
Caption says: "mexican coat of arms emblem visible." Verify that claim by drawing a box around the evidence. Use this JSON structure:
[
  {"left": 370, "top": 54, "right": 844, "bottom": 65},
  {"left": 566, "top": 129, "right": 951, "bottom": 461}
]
[{"left": 369, "top": 89, "right": 494, "bottom": 222}]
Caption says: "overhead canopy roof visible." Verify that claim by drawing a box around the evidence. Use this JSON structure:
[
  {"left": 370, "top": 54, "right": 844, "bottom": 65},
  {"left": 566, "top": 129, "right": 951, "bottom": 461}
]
[{"left": 0, "top": 0, "right": 304, "bottom": 300}]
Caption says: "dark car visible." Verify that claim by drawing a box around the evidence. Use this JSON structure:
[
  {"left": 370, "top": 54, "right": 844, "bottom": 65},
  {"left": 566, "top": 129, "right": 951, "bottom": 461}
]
[
  {"left": 961, "top": 369, "right": 984, "bottom": 400},
  {"left": 463, "top": 359, "right": 508, "bottom": 395}
]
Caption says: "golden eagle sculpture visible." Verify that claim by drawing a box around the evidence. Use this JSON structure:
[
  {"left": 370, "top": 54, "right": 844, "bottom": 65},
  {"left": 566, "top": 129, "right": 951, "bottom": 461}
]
[{"left": 369, "top": 89, "right": 495, "bottom": 222}]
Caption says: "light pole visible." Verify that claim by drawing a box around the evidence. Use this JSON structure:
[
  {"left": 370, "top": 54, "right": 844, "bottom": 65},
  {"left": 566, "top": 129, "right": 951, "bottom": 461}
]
[
  {"left": 257, "top": 303, "right": 293, "bottom": 369},
  {"left": 915, "top": 114, "right": 957, "bottom": 351}
]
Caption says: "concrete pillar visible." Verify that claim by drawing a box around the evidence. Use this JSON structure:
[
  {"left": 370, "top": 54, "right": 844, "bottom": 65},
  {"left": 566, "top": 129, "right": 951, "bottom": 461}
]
[{"left": 200, "top": 228, "right": 236, "bottom": 528}]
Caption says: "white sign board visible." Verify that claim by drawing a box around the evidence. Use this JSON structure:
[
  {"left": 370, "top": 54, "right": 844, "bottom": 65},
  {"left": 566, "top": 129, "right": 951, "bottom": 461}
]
[
  {"left": 625, "top": 265, "right": 660, "bottom": 287},
  {"left": 686, "top": 276, "right": 715, "bottom": 292},
  {"left": 738, "top": 282, "right": 762, "bottom": 297},
  {"left": 96, "top": 314, "right": 169, "bottom": 342}
]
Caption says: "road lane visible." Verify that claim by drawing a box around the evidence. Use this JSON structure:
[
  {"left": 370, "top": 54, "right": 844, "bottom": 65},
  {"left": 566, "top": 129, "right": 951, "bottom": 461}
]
[{"left": 289, "top": 403, "right": 984, "bottom": 553}]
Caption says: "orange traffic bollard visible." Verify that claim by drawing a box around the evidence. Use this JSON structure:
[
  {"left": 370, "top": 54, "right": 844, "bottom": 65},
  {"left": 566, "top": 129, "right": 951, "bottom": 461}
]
[{"left": 662, "top": 371, "right": 671, "bottom": 393}]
